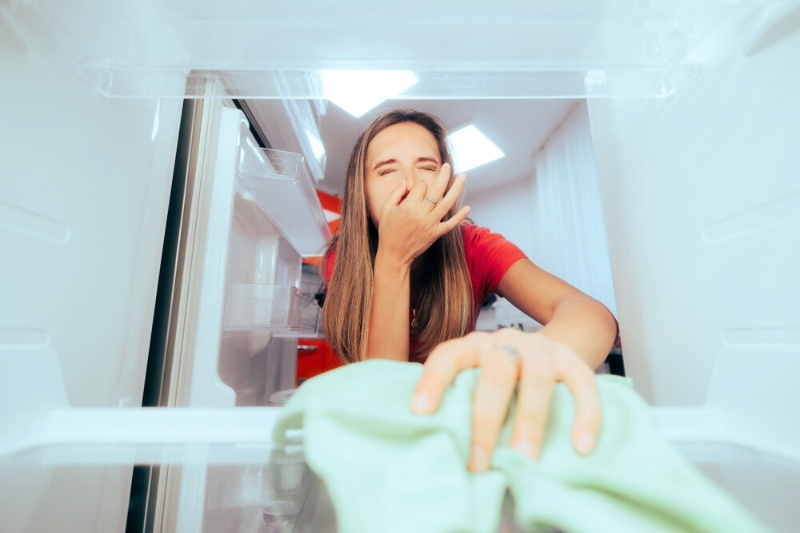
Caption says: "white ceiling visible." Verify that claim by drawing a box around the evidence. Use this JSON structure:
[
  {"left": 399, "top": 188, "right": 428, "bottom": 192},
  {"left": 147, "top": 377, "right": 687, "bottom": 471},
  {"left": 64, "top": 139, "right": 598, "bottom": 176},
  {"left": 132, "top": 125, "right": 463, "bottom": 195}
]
[{"left": 249, "top": 98, "right": 577, "bottom": 200}]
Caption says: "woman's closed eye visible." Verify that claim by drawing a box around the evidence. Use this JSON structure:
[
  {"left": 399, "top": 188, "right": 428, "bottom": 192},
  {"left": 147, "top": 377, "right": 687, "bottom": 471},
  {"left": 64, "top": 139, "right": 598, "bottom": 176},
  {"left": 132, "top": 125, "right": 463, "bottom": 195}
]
[{"left": 377, "top": 166, "right": 435, "bottom": 176}]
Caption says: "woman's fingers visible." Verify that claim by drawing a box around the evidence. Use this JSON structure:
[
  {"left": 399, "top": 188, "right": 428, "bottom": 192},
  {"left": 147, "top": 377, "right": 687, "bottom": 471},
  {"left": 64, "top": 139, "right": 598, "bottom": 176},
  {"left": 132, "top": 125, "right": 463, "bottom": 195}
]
[
  {"left": 404, "top": 162, "right": 450, "bottom": 205},
  {"left": 437, "top": 204, "right": 471, "bottom": 235},
  {"left": 427, "top": 173, "right": 470, "bottom": 234},
  {"left": 410, "top": 334, "right": 482, "bottom": 414},
  {"left": 428, "top": 170, "right": 466, "bottom": 215},
  {"left": 406, "top": 163, "right": 466, "bottom": 217},
  {"left": 411, "top": 333, "right": 522, "bottom": 473},
  {"left": 468, "top": 347, "right": 519, "bottom": 471},
  {"left": 511, "top": 353, "right": 556, "bottom": 461},
  {"left": 556, "top": 352, "right": 602, "bottom": 455},
  {"left": 424, "top": 162, "right": 455, "bottom": 205},
  {"left": 512, "top": 340, "right": 600, "bottom": 458},
  {"left": 384, "top": 164, "right": 468, "bottom": 250},
  {"left": 411, "top": 330, "right": 603, "bottom": 473},
  {"left": 439, "top": 172, "right": 467, "bottom": 210},
  {"left": 387, "top": 180, "right": 410, "bottom": 207}
]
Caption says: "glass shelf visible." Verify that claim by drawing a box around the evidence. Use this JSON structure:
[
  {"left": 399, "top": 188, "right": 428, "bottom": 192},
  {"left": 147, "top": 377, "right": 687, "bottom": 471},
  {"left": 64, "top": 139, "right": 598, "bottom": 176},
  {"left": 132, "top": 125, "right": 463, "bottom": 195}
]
[{"left": 8, "top": 0, "right": 767, "bottom": 99}]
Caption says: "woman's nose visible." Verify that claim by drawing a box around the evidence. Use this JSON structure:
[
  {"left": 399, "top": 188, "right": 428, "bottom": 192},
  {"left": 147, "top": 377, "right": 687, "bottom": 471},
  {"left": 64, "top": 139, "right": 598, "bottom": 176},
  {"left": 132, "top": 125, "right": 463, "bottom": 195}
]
[{"left": 403, "top": 168, "right": 416, "bottom": 190}]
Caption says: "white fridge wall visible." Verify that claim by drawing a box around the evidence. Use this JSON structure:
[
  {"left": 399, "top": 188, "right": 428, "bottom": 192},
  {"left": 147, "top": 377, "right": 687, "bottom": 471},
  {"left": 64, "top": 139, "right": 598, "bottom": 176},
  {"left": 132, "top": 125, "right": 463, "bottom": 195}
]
[
  {"left": 588, "top": 8, "right": 800, "bottom": 451},
  {"left": 0, "top": 22, "right": 181, "bottom": 411},
  {"left": 0, "top": 15, "right": 182, "bottom": 533}
]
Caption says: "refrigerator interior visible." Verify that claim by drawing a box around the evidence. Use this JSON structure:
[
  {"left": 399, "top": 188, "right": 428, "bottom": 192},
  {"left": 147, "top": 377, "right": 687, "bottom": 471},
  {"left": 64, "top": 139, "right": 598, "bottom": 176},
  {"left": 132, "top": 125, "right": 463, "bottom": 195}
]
[{"left": 1, "top": 1, "right": 799, "bottom": 532}]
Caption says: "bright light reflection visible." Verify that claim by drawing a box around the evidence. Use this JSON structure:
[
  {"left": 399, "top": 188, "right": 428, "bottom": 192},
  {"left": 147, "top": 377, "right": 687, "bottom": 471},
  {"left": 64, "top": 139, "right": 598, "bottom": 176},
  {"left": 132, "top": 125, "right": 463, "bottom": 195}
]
[
  {"left": 321, "top": 70, "right": 419, "bottom": 118},
  {"left": 305, "top": 127, "right": 326, "bottom": 168},
  {"left": 447, "top": 124, "right": 505, "bottom": 173}
]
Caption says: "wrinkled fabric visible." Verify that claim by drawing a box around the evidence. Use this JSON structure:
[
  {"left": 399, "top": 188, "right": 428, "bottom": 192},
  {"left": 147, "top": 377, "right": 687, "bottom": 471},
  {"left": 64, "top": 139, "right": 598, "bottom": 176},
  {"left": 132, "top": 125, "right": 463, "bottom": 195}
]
[{"left": 273, "top": 360, "right": 770, "bottom": 533}]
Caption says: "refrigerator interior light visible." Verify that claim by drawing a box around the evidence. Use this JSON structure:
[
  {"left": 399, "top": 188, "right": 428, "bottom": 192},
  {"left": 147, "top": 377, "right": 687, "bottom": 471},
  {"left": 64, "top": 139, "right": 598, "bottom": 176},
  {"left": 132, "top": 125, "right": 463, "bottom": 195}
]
[{"left": 321, "top": 69, "right": 420, "bottom": 118}]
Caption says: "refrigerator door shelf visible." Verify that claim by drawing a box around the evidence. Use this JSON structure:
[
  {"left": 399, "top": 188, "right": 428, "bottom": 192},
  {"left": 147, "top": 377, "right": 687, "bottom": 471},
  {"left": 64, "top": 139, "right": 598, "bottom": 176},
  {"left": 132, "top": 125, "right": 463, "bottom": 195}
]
[
  {"left": 237, "top": 146, "right": 331, "bottom": 258},
  {"left": 224, "top": 283, "right": 320, "bottom": 337}
]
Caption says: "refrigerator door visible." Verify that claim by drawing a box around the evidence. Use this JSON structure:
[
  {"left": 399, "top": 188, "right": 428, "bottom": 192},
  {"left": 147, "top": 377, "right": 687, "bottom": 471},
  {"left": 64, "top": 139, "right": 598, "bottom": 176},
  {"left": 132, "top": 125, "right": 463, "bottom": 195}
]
[
  {"left": 140, "top": 95, "right": 330, "bottom": 531},
  {"left": 0, "top": 17, "right": 184, "bottom": 530}
]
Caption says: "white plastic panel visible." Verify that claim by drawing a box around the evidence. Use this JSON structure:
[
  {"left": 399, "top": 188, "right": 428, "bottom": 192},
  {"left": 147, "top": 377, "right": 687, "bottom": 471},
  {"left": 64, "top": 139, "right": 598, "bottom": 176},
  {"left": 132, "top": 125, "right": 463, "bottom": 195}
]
[
  {"left": 588, "top": 0, "right": 800, "bottom": 451},
  {"left": 673, "top": 440, "right": 800, "bottom": 533},
  {"left": 3, "top": 0, "right": 771, "bottom": 99},
  {"left": 0, "top": 408, "right": 288, "bottom": 533},
  {"left": 0, "top": 12, "right": 183, "bottom": 533},
  {"left": 0, "top": 20, "right": 182, "bottom": 409},
  {"left": 183, "top": 104, "right": 243, "bottom": 409}
]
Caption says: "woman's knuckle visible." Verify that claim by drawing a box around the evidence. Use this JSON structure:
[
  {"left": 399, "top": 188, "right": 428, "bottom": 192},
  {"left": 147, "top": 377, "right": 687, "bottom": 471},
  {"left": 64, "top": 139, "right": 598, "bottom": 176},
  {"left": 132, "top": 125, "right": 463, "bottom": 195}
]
[{"left": 527, "top": 356, "right": 556, "bottom": 381}]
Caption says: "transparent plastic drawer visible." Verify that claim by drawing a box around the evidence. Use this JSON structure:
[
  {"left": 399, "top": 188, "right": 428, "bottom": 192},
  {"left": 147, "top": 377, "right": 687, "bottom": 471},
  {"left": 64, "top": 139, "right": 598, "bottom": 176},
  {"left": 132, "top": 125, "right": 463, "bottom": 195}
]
[
  {"left": 237, "top": 146, "right": 331, "bottom": 258},
  {"left": 224, "top": 283, "right": 320, "bottom": 336}
]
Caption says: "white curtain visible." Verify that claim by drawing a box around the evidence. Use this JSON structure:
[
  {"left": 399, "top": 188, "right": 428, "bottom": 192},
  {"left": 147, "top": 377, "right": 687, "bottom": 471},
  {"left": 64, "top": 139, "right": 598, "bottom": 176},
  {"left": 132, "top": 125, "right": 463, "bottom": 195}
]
[{"left": 529, "top": 101, "right": 617, "bottom": 316}]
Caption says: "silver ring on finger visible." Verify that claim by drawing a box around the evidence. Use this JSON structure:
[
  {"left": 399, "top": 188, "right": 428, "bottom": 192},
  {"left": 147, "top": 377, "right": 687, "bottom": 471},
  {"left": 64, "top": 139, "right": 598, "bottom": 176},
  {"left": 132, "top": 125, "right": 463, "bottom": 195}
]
[
  {"left": 424, "top": 195, "right": 438, "bottom": 205},
  {"left": 494, "top": 344, "right": 520, "bottom": 366}
]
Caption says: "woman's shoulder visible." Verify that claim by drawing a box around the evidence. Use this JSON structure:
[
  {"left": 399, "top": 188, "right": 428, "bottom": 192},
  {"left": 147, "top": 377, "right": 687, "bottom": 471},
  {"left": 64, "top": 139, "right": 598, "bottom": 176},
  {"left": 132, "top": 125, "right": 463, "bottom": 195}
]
[
  {"left": 460, "top": 221, "right": 528, "bottom": 277},
  {"left": 459, "top": 221, "right": 486, "bottom": 241},
  {"left": 460, "top": 222, "right": 511, "bottom": 250}
]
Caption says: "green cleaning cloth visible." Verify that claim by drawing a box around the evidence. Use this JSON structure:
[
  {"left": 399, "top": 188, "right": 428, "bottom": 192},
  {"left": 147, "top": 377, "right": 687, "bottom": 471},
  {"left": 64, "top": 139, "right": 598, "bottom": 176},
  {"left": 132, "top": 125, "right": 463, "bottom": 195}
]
[{"left": 272, "top": 360, "right": 770, "bottom": 533}]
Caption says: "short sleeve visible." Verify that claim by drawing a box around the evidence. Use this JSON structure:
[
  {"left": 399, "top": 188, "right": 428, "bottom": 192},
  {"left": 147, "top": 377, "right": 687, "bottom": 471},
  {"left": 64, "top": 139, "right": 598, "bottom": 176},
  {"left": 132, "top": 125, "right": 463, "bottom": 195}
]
[{"left": 461, "top": 223, "right": 527, "bottom": 302}]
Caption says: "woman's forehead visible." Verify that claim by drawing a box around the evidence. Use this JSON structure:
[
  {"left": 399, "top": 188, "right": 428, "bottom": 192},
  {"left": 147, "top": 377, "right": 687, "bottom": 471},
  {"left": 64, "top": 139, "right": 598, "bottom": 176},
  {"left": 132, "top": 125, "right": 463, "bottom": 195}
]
[{"left": 366, "top": 122, "right": 440, "bottom": 163}]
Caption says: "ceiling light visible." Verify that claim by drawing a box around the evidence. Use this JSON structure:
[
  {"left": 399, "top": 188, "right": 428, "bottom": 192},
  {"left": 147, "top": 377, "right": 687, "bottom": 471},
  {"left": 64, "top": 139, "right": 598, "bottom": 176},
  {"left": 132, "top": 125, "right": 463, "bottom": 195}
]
[
  {"left": 447, "top": 124, "right": 505, "bottom": 173},
  {"left": 321, "top": 70, "right": 419, "bottom": 119}
]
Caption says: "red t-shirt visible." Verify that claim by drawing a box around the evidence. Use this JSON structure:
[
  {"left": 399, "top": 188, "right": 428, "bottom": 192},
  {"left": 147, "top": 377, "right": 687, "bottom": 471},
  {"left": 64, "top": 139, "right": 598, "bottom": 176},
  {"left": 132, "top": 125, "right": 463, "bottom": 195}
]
[
  {"left": 324, "top": 222, "right": 527, "bottom": 331},
  {"left": 460, "top": 222, "right": 528, "bottom": 329}
]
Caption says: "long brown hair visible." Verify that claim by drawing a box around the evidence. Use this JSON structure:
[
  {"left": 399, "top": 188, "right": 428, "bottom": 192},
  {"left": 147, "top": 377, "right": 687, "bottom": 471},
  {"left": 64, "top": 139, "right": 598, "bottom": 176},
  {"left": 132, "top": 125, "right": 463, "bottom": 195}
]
[{"left": 321, "top": 109, "right": 473, "bottom": 363}]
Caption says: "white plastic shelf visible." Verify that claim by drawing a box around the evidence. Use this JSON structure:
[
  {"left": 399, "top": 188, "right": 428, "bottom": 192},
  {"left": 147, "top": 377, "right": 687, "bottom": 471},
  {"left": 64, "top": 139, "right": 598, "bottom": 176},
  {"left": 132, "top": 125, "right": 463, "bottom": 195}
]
[
  {"left": 8, "top": 0, "right": 769, "bottom": 99},
  {"left": 237, "top": 146, "right": 331, "bottom": 258},
  {"left": 223, "top": 283, "right": 320, "bottom": 336}
]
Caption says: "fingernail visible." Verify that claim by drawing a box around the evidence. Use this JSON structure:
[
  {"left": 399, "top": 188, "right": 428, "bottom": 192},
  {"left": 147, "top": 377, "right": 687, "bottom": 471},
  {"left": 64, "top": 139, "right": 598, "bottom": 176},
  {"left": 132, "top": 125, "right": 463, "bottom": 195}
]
[
  {"left": 469, "top": 444, "right": 489, "bottom": 472},
  {"left": 410, "top": 392, "right": 430, "bottom": 413},
  {"left": 512, "top": 436, "right": 538, "bottom": 461},
  {"left": 575, "top": 431, "right": 595, "bottom": 455}
]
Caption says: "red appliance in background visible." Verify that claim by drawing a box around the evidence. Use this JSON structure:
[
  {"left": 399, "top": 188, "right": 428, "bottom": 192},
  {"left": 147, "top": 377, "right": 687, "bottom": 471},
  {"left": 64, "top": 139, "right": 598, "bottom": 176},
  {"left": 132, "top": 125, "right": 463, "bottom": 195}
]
[
  {"left": 296, "top": 338, "right": 343, "bottom": 387},
  {"left": 296, "top": 189, "right": 344, "bottom": 386}
]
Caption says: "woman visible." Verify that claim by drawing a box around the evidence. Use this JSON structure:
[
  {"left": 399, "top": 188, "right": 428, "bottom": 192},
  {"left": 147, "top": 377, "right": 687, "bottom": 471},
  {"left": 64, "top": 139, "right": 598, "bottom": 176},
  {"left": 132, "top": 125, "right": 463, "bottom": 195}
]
[{"left": 322, "top": 109, "right": 618, "bottom": 472}]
